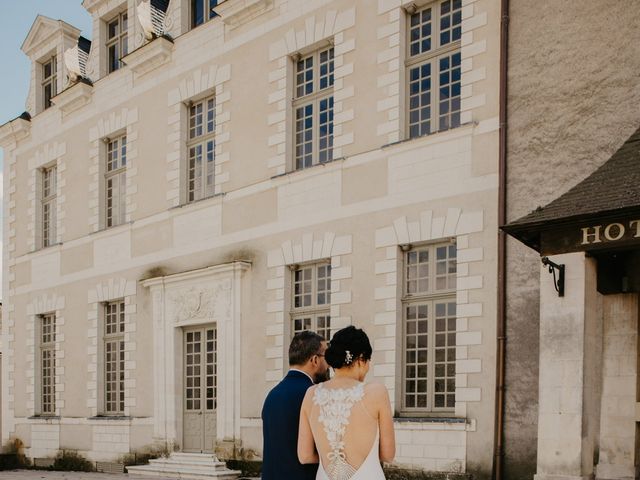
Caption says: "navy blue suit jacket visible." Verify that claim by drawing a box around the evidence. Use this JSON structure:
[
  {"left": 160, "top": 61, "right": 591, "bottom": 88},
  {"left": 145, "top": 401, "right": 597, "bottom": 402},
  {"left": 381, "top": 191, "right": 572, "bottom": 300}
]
[{"left": 261, "top": 370, "right": 318, "bottom": 480}]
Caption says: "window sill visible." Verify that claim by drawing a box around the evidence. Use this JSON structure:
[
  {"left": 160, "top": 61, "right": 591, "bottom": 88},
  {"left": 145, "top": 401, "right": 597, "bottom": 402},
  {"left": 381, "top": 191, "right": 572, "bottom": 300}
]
[
  {"left": 381, "top": 122, "right": 476, "bottom": 150},
  {"left": 170, "top": 192, "right": 225, "bottom": 211},
  {"left": 394, "top": 416, "right": 465, "bottom": 424},
  {"left": 183, "top": 14, "right": 221, "bottom": 35},
  {"left": 27, "top": 415, "right": 60, "bottom": 421},
  {"left": 271, "top": 157, "right": 345, "bottom": 181},
  {"left": 30, "top": 242, "right": 64, "bottom": 255},
  {"left": 89, "top": 221, "right": 134, "bottom": 236},
  {"left": 88, "top": 415, "right": 132, "bottom": 421}
]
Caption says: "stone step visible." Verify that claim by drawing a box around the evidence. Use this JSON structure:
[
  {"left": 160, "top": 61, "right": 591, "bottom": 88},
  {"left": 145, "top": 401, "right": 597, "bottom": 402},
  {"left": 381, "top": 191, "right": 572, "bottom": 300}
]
[
  {"left": 170, "top": 452, "right": 220, "bottom": 460},
  {"left": 146, "top": 459, "right": 230, "bottom": 471},
  {"left": 148, "top": 456, "right": 228, "bottom": 468},
  {"left": 127, "top": 453, "right": 241, "bottom": 480}
]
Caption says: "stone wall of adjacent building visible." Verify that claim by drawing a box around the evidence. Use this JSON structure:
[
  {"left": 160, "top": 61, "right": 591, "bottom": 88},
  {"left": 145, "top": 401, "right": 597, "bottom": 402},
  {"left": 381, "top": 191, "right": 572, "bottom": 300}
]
[{"left": 505, "top": 1, "right": 640, "bottom": 478}]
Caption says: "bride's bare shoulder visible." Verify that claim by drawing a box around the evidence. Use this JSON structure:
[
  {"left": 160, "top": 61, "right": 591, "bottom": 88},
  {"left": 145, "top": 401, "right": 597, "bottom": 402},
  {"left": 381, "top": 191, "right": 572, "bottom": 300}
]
[
  {"left": 302, "top": 384, "right": 318, "bottom": 402},
  {"left": 364, "top": 382, "right": 390, "bottom": 399}
]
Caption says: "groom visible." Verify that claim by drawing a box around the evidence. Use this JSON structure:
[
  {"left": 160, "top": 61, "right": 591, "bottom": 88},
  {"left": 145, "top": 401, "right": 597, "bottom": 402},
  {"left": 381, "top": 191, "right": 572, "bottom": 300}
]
[{"left": 261, "top": 331, "right": 329, "bottom": 480}]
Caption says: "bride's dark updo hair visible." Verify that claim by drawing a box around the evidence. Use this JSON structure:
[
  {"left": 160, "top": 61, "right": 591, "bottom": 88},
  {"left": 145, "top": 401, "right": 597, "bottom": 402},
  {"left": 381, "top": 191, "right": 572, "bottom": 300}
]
[{"left": 325, "top": 326, "right": 372, "bottom": 369}]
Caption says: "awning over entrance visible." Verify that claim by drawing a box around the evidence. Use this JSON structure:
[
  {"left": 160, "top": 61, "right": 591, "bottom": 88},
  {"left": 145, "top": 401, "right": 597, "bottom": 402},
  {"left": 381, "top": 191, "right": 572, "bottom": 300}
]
[{"left": 503, "top": 126, "right": 640, "bottom": 256}]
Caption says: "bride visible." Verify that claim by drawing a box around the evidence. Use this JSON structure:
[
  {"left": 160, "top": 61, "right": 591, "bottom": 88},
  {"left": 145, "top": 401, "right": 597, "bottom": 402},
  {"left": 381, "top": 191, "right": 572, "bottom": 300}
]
[{"left": 298, "top": 326, "right": 395, "bottom": 480}]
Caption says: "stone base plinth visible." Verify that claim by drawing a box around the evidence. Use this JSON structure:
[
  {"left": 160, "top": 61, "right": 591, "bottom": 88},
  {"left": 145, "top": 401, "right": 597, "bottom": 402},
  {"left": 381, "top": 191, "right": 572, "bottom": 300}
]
[
  {"left": 595, "top": 463, "right": 639, "bottom": 480},
  {"left": 534, "top": 475, "right": 593, "bottom": 480}
]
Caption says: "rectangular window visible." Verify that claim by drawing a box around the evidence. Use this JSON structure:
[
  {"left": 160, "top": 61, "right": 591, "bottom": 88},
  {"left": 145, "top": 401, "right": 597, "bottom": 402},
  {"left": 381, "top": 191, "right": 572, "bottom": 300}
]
[
  {"left": 107, "top": 11, "right": 128, "bottom": 73},
  {"left": 406, "top": 0, "right": 462, "bottom": 139},
  {"left": 104, "top": 300, "right": 125, "bottom": 415},
  {"left": 40, "top": 313, "right": 56, "bottom": 415},
  {"left": 105, "top": 135, "right": 127, "bottom": 227},
  {"left": 187, "top": 95, "right": 216, "bottom": 202},
  {"left": 191, "top": 0, "right": 218, "bottom": 28},
  {"left": 293, "top": 47, "right": 334, "bottom": 170},
  {"left": 41, "top": 165, "right": 57, "bottom": 248},
  {"left": 42, "top": 56, "right": 57, "bottom": 110},
  {"left": 291, "top": 262, "right": 331, "bottom": 340},
  {"left": 402, "top": 242, "right": 457, "bottom": 413}
]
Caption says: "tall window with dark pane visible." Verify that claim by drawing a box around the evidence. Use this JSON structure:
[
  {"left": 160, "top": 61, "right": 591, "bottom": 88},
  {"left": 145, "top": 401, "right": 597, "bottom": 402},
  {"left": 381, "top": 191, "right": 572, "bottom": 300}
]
[
  {"left": 291, "top": 263, "right": 332, "bottom": 340},
  {"left": 407, "top": 0, "right": 462, "bottom": 139},
  {"left": 42, "top": 56, "right": 57, "bottom": 110},
  {"left": 292, "top": 46, "right": 334, "bottom": 170},
  {"left": 187, "top": 96, "right": 216, "bottom": 202},
  {"left": 402, "top": 242, "right": 457, "bottom": 413},
  {"left": 41, "top": 165, "right": 57, "bottom": 247},
  {"left": 103, "top": 301, "right": 125, "bottom": 415},
  {"left": 39, "top": 313, "right": 56, "bottom": 415},
  {"left": 191, "top": 0, "right": 218, "bottom": 28},
  {"left": 105, "top": 135, "right": 127, "bottom": 227},
  {"left": 106, "top": 12, "right": 128, "bottom": 73}
]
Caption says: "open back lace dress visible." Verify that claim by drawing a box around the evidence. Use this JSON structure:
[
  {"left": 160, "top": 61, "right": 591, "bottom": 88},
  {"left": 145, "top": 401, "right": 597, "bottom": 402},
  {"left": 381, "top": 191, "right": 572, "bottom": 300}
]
[{"left": 310, "top": 383, "right": 385, "bottom": 480}]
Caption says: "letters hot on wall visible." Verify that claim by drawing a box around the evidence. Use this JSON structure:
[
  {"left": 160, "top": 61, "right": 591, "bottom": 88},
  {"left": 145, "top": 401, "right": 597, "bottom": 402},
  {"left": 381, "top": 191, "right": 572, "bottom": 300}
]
[{"left": 538, "top": 215, "right": 640, "bottom": 256}]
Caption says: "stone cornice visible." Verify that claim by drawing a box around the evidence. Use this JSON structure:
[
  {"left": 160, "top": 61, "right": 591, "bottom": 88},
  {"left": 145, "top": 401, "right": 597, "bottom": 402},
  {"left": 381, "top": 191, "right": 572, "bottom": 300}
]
[
  {"left": 214, "top": 0, "right": 275, "bottom": 29},
  {"left": 141, "top": 261, "right": 252, "bottom": 288},
  {"left": 0, "top": 117, "right": 32, "bottom": 150},
  {"left": 122, "top": 36, "right": 174, "bottom": 78},
  {"left": 51, "top": 81, "right": 94, "bottom": 117},
  {"left": 81, "top": 0, "right": 111, "bottom": 14}
]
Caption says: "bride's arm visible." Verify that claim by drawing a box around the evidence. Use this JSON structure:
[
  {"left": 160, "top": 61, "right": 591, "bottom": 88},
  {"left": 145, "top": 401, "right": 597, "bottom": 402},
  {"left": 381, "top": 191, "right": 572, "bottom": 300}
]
[
  {"left": 298, "top": 390, "right": 319, "bottom": 464},
  {"left": 374, "top": 384, "right": 396, "bottom": 463}
]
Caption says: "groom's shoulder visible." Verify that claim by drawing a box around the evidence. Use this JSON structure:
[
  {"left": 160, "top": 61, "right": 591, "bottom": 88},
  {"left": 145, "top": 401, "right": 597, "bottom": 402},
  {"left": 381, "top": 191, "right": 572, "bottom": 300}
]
[{"left": 268, "top": 372, "right": 310, "bottom": 396}]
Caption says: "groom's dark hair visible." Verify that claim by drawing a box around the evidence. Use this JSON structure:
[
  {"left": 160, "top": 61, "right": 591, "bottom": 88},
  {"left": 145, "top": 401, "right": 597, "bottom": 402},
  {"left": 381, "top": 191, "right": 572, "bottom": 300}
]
[{"left": 288, "top": 331, "right": 324, "bottom": 366}]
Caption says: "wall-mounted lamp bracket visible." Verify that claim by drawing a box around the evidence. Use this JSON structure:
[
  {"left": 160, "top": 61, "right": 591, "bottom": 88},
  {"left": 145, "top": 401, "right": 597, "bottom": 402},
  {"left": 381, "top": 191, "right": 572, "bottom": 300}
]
[{"left": 541, "top": 256, "right": 565, "bottom": 297}]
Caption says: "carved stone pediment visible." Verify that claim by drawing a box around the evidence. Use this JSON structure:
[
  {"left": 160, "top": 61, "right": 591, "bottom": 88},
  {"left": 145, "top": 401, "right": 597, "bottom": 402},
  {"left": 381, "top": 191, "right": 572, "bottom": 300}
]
[
  {"left": 170, "top": 280, "right": 232, "bottom": 324},
  {"left": 22, "top": 15, "right": 80, "bottom": 57}
]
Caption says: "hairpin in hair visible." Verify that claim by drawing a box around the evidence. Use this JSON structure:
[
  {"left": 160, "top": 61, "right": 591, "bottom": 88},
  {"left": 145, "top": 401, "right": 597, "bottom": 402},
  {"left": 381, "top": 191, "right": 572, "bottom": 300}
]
[{"left": 344, "top": 350, "right": 353, "bottom": 365}]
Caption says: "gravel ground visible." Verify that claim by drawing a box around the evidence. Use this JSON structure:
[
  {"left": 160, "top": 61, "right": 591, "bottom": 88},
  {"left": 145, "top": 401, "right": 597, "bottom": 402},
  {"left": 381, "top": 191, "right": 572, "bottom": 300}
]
[{"left": 0, "top": 470, "right": 179, "bottom": 479}]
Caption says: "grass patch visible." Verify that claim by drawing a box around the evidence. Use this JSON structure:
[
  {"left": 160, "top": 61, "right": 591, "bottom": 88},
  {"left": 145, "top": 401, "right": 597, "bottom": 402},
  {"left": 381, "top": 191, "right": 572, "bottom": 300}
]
[
  {"left": 384, "top": 466, "right": 472, "bottom": 480},
  {"left": 226, "top": 459, "right": 262, "bottom": 477},
  {"left": 52, "top": 450, "right": 95, "bottom": 472}
]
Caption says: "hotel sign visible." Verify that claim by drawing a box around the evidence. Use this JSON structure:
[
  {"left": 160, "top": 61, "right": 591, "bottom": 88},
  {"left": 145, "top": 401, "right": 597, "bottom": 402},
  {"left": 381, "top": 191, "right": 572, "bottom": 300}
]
[
  {"left": 539, "top": 217, "right": 640, "bottom": 255},
  {"left": 581, "top": 220, "right": 640, "bottom": 245}
]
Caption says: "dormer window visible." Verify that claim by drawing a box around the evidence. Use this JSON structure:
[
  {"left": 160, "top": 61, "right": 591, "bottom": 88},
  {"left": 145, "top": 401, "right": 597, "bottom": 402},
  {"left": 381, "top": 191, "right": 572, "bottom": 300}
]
[
  {"left": 107, "top": 12, "right": 128, "bottom": 73},
  {"left": 42, "top": 56, "right": 57, "bottom": 110},
  {"left": 191, "top": 0, "right": 218, "bottom": 28}
]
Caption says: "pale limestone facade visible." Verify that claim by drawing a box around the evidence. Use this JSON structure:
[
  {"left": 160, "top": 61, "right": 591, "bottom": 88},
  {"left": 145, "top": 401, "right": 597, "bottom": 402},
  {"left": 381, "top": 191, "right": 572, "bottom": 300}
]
[{"left": 0, "top": 0, "right": 501, "bottom": 476}]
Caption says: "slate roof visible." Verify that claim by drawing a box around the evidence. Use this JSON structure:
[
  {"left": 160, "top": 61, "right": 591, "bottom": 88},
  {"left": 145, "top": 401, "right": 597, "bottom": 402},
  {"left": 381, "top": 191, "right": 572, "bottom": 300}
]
[
  {"left": 503, "top": 126, "right": 640, "bottom": 249},
  {"left": 78, "top": 36, "right": 92, "bottom": 55}
]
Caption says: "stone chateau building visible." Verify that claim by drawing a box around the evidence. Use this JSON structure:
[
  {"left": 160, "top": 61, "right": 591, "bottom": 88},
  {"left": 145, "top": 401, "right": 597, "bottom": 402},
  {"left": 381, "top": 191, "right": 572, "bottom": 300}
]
[{"left": 0, "top": 0, "right": 503, "bottom": 477}]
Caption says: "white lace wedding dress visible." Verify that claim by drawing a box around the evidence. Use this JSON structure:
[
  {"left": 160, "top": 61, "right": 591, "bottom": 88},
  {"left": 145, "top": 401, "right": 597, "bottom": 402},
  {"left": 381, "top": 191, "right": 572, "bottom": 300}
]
[{"left": 312, "top": 383, "right": 386, "bottom": 480}]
